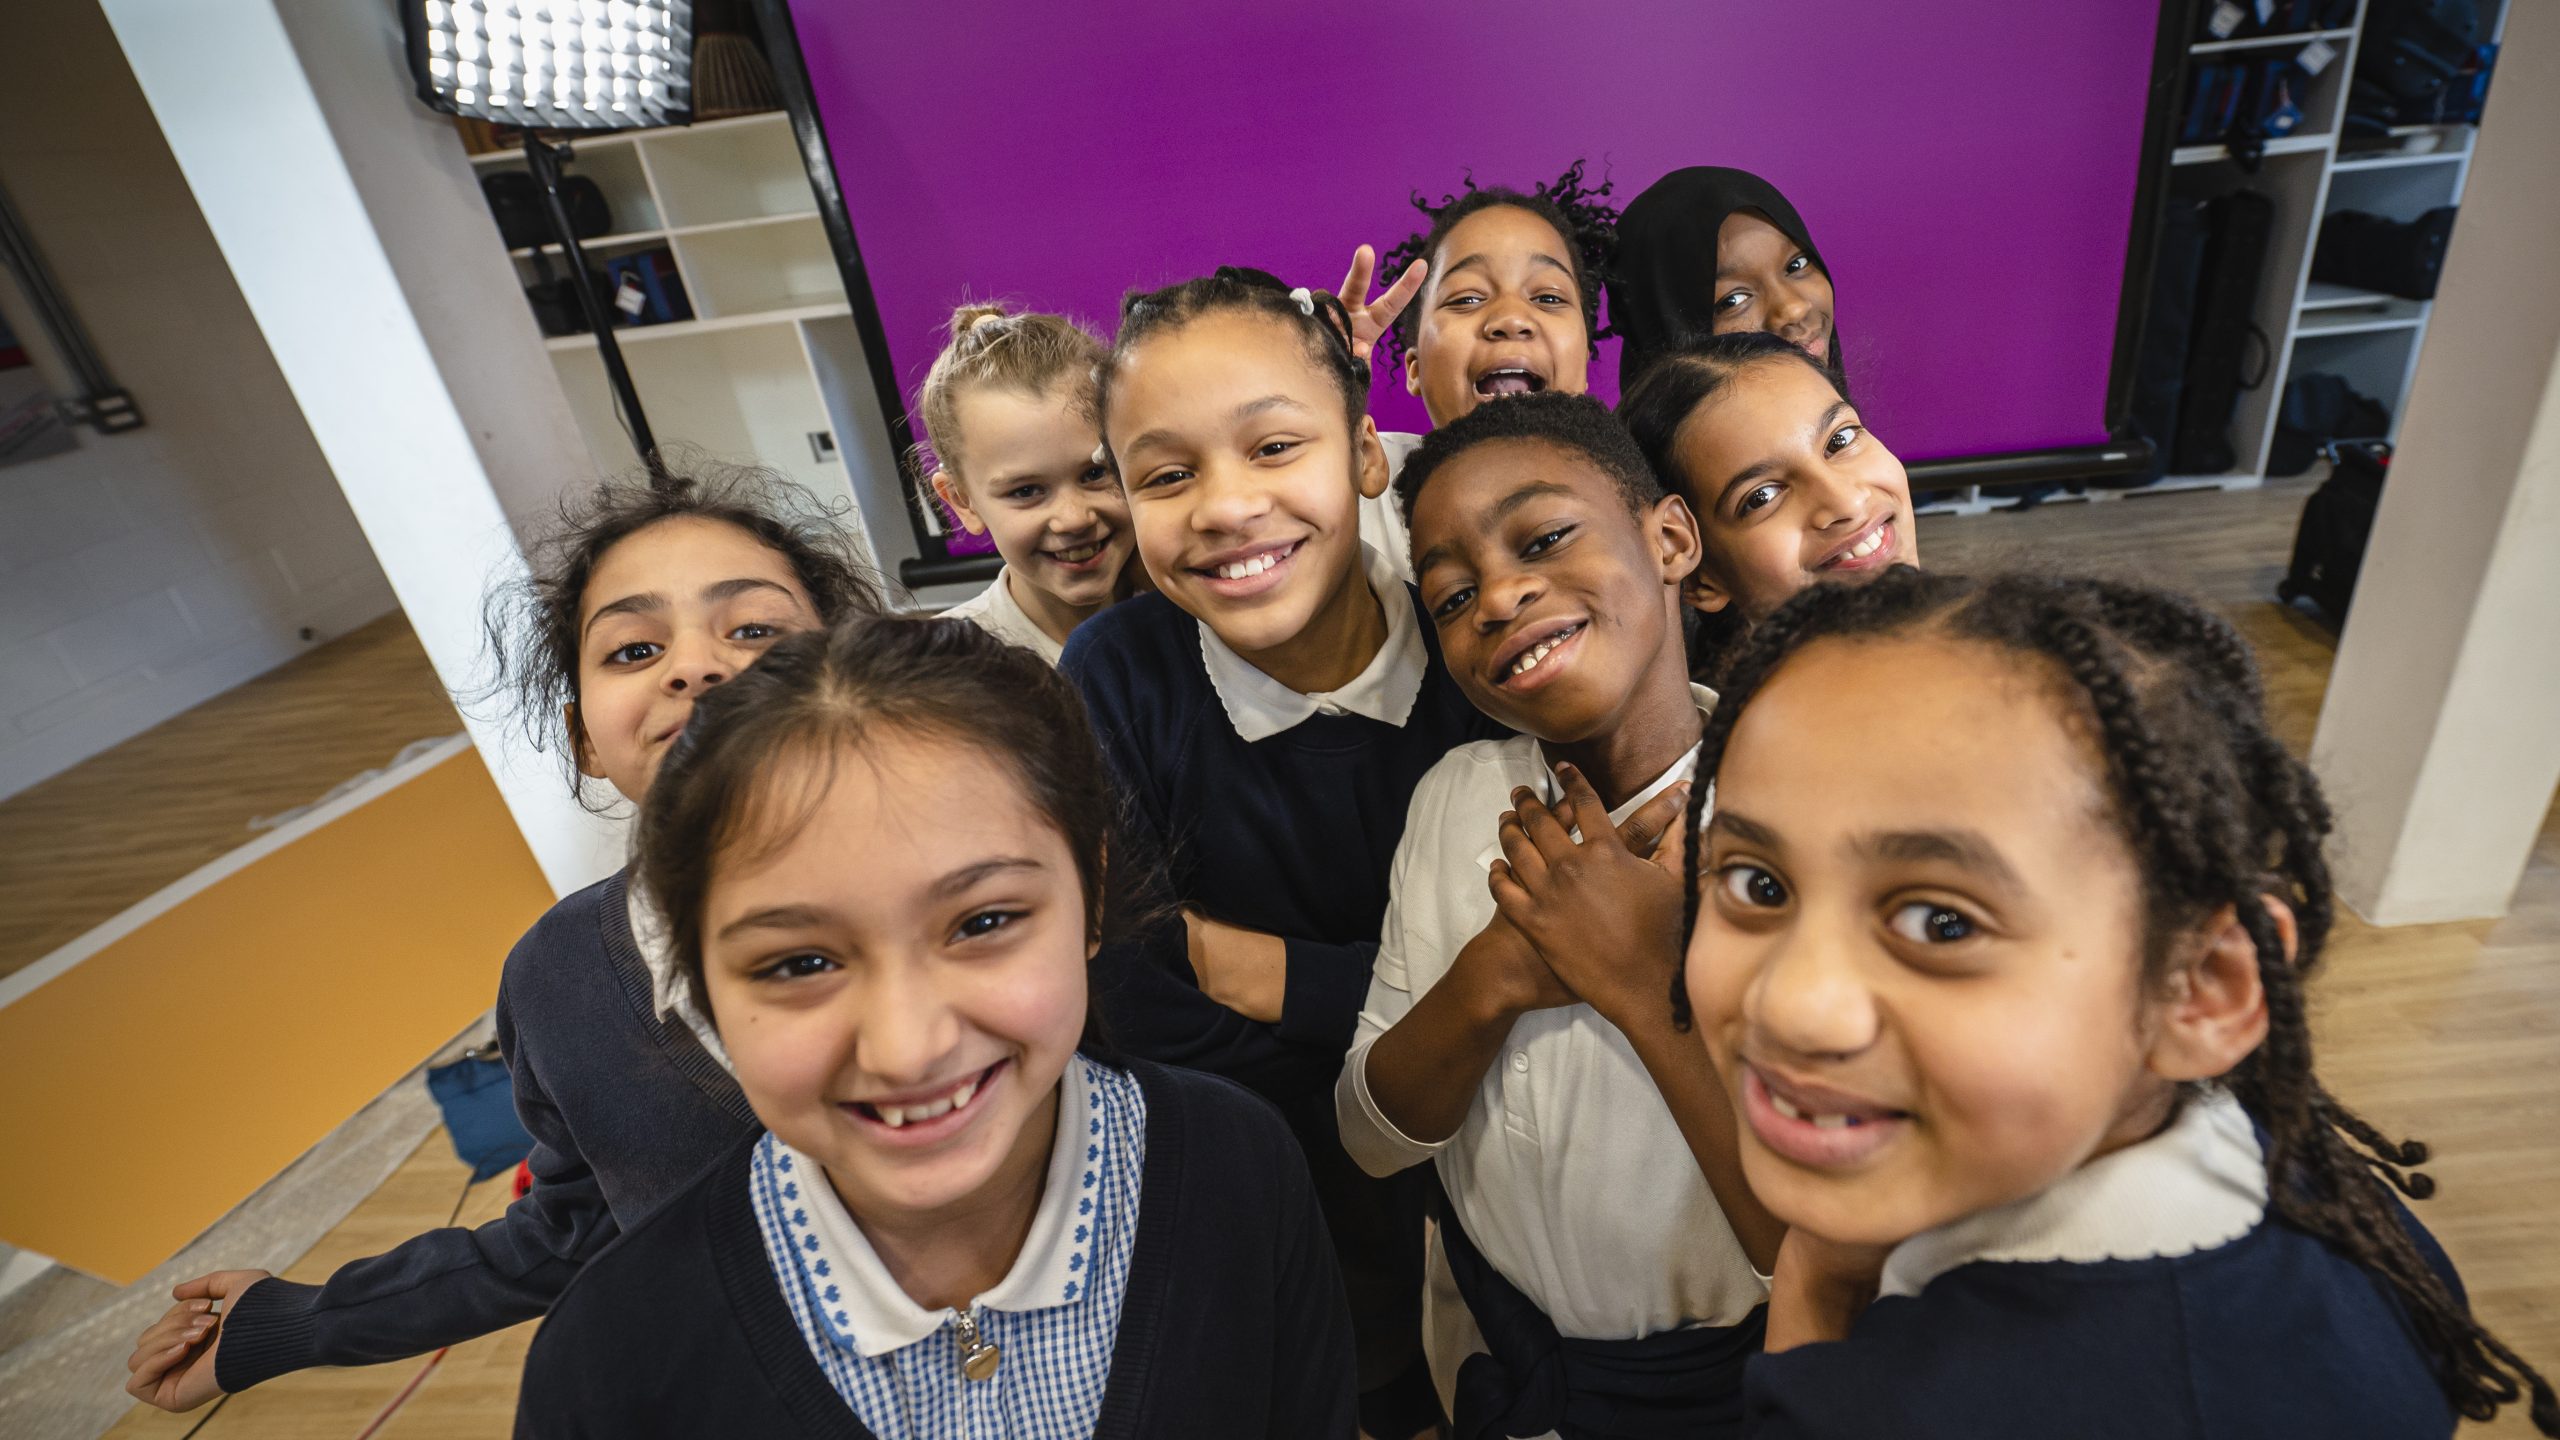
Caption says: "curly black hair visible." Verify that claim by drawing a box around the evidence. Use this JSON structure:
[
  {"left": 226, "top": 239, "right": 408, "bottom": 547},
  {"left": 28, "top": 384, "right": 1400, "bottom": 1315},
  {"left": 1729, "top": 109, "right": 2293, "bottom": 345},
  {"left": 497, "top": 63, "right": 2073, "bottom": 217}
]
[
  {"left": 1393, "top": 390, "right": 1660, "bottom": 529},
  {"left": 1672, "top": 567, "right": 2558, "bottom": 1436},
  {"left": 1376, "top": 159, "right": 1621, "bottom": 378},
  {"left": 1095, "top": 265, "right": 1370, "bottom": 450},
  {"left": 476, "top": 452, "right": 886, "bottom": 810}
]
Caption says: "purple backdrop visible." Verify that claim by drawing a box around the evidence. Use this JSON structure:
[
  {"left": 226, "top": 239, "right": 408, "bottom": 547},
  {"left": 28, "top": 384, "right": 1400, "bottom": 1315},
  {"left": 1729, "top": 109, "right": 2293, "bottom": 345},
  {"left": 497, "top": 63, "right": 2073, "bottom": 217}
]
[{"left": 784, "top": 0, "right": 2156, "bottom": 472}]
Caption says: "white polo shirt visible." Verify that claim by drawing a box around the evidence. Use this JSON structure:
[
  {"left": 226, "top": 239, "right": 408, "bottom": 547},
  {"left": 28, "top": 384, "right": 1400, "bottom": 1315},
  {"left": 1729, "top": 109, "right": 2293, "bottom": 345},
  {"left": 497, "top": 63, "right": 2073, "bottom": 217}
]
[
  {"left": 1337, "top": 686, "right": 1768, "bottom": 1395},
  {"left": 942, "top": 566, "right": 1064, "bottom": 665}
]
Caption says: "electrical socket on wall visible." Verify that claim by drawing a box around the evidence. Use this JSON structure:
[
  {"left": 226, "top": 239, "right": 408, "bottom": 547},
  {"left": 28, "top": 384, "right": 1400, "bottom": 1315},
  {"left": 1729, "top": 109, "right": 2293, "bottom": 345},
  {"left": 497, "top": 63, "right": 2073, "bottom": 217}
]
[{"left": 808, "top": 430, "right": 838, "bottom": 464}]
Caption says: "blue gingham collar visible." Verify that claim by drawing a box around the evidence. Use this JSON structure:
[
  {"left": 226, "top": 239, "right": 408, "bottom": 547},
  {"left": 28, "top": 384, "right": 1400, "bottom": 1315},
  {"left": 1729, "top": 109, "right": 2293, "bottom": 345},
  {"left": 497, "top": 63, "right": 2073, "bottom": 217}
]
[{"left": 764, "top": 1056, "right": 1114, "bottom": 1358}]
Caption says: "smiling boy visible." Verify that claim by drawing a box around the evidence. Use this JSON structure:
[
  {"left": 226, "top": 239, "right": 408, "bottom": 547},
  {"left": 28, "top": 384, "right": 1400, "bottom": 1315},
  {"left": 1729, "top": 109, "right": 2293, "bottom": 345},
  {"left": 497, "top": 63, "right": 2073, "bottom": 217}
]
[{"left": 1337, "top": 392, "right": 1782, "bottom": 1436}]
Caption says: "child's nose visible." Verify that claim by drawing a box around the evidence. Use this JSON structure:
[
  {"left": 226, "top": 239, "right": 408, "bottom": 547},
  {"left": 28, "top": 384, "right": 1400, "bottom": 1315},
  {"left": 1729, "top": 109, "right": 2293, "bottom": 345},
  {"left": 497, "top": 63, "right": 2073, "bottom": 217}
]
[
  {"left": 1750, "top": 924, "right": 1880, "bottom": 1059},
  {"left": 853, "top": 966, "right": 961, "bottom": 1084},
  {"left": 1479, "top": 302, "right": 1535, "bottom": 339},
  {"left": 1188, "top": 462, "right": 1270, "bottom": 532},
  {"left": 1050, "top": 491, "right": 1097, "bottom": 533},
  {"left": 662, "top": 635, "right": 730, "bottom": 693}
]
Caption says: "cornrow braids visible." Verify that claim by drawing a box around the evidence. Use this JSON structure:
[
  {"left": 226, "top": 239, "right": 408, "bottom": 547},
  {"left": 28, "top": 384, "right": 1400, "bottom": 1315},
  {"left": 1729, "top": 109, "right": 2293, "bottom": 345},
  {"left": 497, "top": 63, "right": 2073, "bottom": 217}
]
[
  {"left": 1674, "top": 567, "right": 2557, "bottom": 1434},
  {"left": 1376, "top": 159, "right": 1620, "bottom": 378},
  {"left": 1095, "top": 265, "right": 1370, "bottom": 454}
]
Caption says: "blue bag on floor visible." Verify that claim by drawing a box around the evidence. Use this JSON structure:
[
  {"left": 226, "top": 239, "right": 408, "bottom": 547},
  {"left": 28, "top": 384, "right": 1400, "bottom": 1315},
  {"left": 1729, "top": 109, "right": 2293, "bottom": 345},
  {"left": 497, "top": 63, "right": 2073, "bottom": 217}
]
[{"left": 426, "top": 1048, "right": 536, "bottom": 1183}]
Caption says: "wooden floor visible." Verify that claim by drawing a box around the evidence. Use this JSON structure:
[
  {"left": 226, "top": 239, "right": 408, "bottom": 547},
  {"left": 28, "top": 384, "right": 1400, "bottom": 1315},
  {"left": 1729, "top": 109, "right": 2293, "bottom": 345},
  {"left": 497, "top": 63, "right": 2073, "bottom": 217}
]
[
  {"left": 71, "top": 481, "right": 2560, "bottom": 1436},
  {"left": 0, "top": 614, "right": 463, "bottom": 979}
]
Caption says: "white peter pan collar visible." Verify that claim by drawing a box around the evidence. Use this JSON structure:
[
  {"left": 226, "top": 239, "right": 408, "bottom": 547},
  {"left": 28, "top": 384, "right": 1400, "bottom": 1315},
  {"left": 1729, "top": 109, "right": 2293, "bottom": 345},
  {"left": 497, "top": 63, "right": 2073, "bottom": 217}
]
[
  {"left": 1472, "top": 683, "right": 1718, "bottom": 871},
  {"left": 770, "top": 1056, "right": 1112, "bottom": 1358},
  {"left": 1198, "top": 543, "right": 1424, "bottom": 743},
  {"left": 627, "top": 880, "right": 729, "bottom": 1068},
  {"left": 1878, "top": 1087, "right": 2269, "bottom": 1301}
]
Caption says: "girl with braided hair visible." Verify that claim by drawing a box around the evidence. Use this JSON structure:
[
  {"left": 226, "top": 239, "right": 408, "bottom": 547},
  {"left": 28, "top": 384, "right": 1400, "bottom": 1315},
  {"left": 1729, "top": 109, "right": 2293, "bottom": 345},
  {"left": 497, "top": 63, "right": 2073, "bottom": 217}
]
[
  {"left": 1064, "top": 266, "right": 1509, "bottom": 1438},
  {"left": 1674, "top": 567, "right": 2555, "bottom": 1437}
]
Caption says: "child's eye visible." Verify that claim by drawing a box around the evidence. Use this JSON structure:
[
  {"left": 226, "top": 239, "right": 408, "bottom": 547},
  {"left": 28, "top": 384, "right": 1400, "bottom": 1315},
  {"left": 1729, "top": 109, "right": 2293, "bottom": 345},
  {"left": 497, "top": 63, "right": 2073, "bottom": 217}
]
[
  {"left": 1253, "top": 438, "right": 1302, "bottom": 461},
  {"left": 1826, "top": 425, "right": 1862, "bottom": 456},
  {"left": 1718, "top": 864, "right": 1788, "bottom": 908},
  {"left": 1786, "top": 254, "right": 1811, "bottom": 276},
  {"left": 728, "top": 622, "right": 784, "bottom": 643},
  {"left": 1428, "top": 585, "right": 1475, "bottom": 622},
  {"left": 953, "top": 908, "right": 1025, "bottom": 942},
  {"left": 1534, "top": 292, "right": 1571, "bottom": 307},
  {"left": 1080, "top": 465, "right": 1113, "bottom": 486},
  {"left": 606, "top": 640, "right": 661, "bottom": 665},
  {"left": 1735, "top": 482, "right": 1783, "bottom": 517},
  {"left": 1888, "top": 901, "right": 1977, "bottom": 945},
  {"left": 1003, "top": 483, "right": 1046, "bottom": 503},
  {"left": 1137, "top": 466, "right": 1193, "bottom": 492},
  {"left": 1714, "top": 289, "right": 1751, "bottom": 314},
  {"left": 755, "top": 952, "right": 836, "bottom": 982},
  {"left": 1444, "top": 292, "right": 1484, "bottom": 309},
  {"left": 1522, "top": 525, "right": 1573, "bottom": 557}
]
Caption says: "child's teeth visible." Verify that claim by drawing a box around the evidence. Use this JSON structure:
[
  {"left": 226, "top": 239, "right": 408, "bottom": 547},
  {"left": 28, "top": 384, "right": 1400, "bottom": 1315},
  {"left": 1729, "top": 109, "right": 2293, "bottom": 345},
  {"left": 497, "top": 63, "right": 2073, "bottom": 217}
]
[
  {"left": 1849, "top": 530, "right": 1883, "bottom": 560},
  {"left": 879, "top": 1106, "right": 907, "bottom": 1129},
  {"left": 1770, "top": 1090, "right": 1805, "bottom": 1122},
  {"left": 1812, "top": 1113, "right": 1851, "bottom": 1131},
  {"left": 952, "top": 1077, "right": 980, "bottom": 1110},
  {"left": 1216, "top": 552, "right": 1279, "bottom": 581}
]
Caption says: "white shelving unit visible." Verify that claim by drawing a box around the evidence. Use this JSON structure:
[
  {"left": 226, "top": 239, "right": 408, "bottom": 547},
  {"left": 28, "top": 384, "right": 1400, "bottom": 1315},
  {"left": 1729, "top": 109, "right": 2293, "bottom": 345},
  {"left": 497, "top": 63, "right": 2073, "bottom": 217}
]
[
  {"left": 1923, "top": 0, "right": 2501, "bottom": 516},
  {"left": 2157, "top": 0, "right": 2504, "bottom": 485},
  {"left": 466, "top": 112, "right": 974, "bottom": 609}
]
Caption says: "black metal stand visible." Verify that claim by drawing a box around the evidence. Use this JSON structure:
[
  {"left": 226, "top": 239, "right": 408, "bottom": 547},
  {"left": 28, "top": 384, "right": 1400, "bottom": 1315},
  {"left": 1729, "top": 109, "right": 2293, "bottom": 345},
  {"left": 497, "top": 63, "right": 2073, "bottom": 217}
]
[{"left": 522, "top": 133, "right": 664, "bottom": 480}]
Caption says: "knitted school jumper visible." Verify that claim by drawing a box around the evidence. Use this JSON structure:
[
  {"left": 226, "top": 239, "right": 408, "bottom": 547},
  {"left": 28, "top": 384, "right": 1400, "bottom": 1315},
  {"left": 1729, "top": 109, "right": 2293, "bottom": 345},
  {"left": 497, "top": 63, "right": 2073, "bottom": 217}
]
[
  {"left": 214, "top": 871, "right": 756, "bottom": 1392},
  {"left": 511, "top": 1061, "right": 1358, "bottom": 1439},
  {"left": 1062, "top": 584, "right": 1503, "bottom": 1426}
]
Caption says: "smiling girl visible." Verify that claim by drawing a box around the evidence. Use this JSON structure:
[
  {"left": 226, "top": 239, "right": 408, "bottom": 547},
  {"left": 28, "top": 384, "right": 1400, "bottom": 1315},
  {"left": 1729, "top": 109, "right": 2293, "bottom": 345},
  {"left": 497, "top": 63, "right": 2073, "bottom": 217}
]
[
  {"left": 920, "top": 304, "right": 1137, "bottom": 663},
  {"left": 124, "top": 466, "right": 882, "bottom": 1414},
  {"left": 512, "top": 616, "right": 1356, "bottom": 1438},
  {"left": 1677, "top": 569, "right": 2556, "bottom": 1438},
  {"left": 1609, "top": 167, "right": 1839, "bottom": 385},
  {"left": 1618, "top": 331, "right": 1917, "bottom": 679}
]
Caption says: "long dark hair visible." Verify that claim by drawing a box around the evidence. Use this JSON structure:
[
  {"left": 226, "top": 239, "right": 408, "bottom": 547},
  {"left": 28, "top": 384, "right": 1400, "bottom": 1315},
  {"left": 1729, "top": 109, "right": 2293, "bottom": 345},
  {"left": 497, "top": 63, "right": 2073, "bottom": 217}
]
[
  {"left": 636, "top": 615, "right": 1139, "bottom": 1060},
  {"left": 1375, "top": 159, "right": 1621, "bottom": 378},
  {"left": 478, "top": 457, "right": 883, "bottom": 808},
  {"left": 1673, "top": 568, "right": 2557, "bottom": 1434},
  {"left": 1616, "top": 330, "right": 1847, "bottom": 681}
]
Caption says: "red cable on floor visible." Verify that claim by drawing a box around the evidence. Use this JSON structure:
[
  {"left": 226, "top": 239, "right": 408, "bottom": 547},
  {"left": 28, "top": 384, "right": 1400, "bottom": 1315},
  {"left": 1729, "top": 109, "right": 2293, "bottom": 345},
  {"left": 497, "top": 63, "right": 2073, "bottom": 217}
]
[{"left": 349, "top": 1347, "right": 448, "bottom": 1440}]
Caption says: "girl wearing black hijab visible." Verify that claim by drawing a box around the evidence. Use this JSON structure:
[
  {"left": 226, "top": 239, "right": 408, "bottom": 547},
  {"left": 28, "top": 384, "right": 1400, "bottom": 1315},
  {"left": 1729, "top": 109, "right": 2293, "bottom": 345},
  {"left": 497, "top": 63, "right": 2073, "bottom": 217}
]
[{"left": 1607, "top": 166, "right": 1840, "bottom": 384}]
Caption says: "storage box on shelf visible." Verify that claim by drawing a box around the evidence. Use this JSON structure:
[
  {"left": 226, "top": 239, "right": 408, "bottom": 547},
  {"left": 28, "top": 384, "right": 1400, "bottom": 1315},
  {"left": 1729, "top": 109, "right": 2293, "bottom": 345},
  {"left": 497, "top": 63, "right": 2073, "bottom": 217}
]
[{"left": 469, "top": 111, "right": 975, "bottom": 609}]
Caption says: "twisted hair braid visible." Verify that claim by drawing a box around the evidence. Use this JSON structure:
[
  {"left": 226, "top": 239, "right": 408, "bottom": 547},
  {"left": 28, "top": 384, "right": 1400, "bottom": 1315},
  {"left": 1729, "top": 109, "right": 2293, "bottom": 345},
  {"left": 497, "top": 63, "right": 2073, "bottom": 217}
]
[{"left": 1672, "top": 567, "right": 2557, "bottom": 1433}]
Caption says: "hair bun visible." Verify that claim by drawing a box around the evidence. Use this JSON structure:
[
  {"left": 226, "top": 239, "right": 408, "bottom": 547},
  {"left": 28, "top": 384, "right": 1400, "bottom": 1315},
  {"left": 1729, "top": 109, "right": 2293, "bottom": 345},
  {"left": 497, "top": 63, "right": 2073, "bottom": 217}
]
[{"left": 950, "top": 302, "right": 1012, "bottom": 337}]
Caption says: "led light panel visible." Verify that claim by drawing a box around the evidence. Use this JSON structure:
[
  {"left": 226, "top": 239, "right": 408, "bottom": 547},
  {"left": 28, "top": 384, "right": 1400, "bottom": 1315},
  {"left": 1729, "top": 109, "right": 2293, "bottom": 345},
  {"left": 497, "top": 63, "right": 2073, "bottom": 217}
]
[{"left": 407, "top": 0, "right": 693, "bottom": 131}]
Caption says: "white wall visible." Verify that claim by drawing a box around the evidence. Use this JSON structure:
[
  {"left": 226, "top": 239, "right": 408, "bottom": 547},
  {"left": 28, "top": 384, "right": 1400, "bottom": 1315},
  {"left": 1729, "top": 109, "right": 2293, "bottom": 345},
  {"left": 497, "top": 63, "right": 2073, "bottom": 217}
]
[
  {"left": 0, "top": 0, "right": 395, "bottom": 801},
  {"left": 2308, "top": 0, "right": 2560, "bottom": 924}
]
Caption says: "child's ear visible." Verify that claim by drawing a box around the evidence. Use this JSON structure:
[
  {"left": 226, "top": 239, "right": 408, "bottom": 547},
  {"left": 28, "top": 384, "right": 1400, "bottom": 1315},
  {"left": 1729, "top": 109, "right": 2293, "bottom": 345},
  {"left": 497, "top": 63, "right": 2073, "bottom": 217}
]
[
  {"left": 2145, "top": 898, "right": 2282, "bottom": 1084},
  {"left": 1354, "top": 417, "right": 1392, "bottom": 500},
  {"left": 566, "top": 701, "right": 605, "bottom": 781},
  {"left": 929, "top": 470, "right": 989, "bottom": 537},
  {"left": 1652, "top": 495, "right": 1704, "bottom": 585},
  {"left": 1683, "top": 568, "right": 1736, "bottom": 616}
]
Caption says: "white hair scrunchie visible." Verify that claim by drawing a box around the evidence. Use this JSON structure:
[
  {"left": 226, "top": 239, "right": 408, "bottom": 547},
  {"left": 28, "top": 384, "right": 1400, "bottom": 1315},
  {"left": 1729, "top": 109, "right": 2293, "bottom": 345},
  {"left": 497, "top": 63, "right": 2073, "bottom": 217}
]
[{"left": 1287, "top": 286, "right": 1316, "bottom": 317}]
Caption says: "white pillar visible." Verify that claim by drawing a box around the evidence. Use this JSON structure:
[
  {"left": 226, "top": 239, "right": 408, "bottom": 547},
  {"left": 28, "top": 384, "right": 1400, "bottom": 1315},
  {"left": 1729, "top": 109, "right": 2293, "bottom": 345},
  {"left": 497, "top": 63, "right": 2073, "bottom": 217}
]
[
  {"left": 96, "top": 0, "right": 623, "bottom": 895},
  {"left": 2308, "top": 1, "right": 2560, "bottom": 925}
]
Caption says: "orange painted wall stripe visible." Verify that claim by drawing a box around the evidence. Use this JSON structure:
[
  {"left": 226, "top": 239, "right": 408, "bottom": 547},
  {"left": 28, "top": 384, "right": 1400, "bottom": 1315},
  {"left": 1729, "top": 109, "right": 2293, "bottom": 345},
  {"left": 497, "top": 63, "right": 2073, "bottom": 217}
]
[{"left": 0, "top": 749, "right": 556, "bottom": 1284}]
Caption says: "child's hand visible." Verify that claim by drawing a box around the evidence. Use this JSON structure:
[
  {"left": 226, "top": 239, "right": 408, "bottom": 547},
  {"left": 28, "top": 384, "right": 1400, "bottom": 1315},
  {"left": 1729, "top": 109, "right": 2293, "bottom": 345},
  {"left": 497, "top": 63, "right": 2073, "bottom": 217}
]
[
  {"left": 124, "top": 1268, "right": 268, "bottom": 1411},
  {"left": 1452, "top": 909, "right": 1579, "bottom": 1021},
  {"left": 1767, "top": 1230, "right": 1889, "bottom": 1351},
  {"left": 1334, "top": 244, "right": 1428, "bottom": 364},
  {"left": 1183, "top": 911, "right": 1287, "bottom": 1023},
  {"left": 1487, "top": 766, "right": 1692, "bottom": 1025}
]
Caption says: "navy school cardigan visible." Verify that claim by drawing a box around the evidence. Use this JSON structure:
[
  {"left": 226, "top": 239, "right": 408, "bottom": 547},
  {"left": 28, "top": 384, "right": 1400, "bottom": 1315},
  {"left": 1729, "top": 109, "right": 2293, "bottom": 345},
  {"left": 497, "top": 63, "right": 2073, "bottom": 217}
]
[
  {"left": 1742, "top": 1197, "right": 2466, "bottom": 1438},
  {"left": 511, "top": 1060, "right": 1360, "bottom": 1439},
  {"left": 1059, "top": 589, "right": 1507, "bottom": 1107},
  {"left": 215, "top": 871, "right": 756, "bottom": 1391}
]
